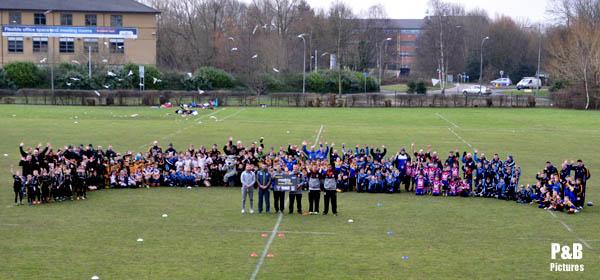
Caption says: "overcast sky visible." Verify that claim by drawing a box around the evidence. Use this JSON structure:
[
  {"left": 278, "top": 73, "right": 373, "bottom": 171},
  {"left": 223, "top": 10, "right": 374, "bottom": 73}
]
[{"left": 248, "top": 0, "right": 552, "bottom": 23}]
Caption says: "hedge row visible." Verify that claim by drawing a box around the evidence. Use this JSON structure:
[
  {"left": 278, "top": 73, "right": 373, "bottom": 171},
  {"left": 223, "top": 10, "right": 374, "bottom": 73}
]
[
  {"left": 0, "top": 62, "right": 379, "bottom": 94},
  {"left": 0, "top": 62, "right": 235, "bottom": 91},
  {"left": 262, "top": 70, "right": 379, "bottom": 93}
]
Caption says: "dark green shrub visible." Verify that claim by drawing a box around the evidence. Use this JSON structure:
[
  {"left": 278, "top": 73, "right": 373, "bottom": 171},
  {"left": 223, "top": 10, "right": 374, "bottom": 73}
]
[
  {"left": 407, "top": 81, "right": 417, "bottom": 94},
  {"left": 0, "top": 68, "right": 16, "bottom": 89},
  {"left": 3, "top": 62, "right": 44, "bottom": 88},
  {"left": 416, "top": 81, "right": 427, "bottom": 94},
  {"left": 197, "top": 67, "right": 234, "bottom": 89}
]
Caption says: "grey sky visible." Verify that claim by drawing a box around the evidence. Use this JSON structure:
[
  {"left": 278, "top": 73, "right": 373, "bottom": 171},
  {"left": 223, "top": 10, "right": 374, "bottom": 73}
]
[{"left": 246, "top": 0, "right": 553, "bottom": 23}]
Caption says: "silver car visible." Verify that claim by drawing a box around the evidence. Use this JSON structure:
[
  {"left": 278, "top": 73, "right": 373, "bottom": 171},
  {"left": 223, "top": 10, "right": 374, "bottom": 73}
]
[{"left": 463, "top": 85, "right": 492, "bottom": 95}]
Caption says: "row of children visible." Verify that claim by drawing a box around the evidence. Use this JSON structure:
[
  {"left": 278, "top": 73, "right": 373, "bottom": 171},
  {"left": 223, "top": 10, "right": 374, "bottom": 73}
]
[{"left": 10, "top": 140, "right": 590, "bottom": 215}]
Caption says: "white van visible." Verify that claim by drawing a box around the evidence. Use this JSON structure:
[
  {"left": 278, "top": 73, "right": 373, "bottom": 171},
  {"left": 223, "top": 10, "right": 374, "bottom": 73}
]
[{"left": 516, "top": 77, "right": 542, "bottom": 90}]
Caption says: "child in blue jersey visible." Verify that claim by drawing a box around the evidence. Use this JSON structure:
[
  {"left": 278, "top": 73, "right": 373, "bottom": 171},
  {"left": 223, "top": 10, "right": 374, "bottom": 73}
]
[
  {"left": 357, "top": 169, "right": 369, "bottom": 193},
  {"left": 348, "top": 162, "right": 357, "bottom": 192},
  {"left": 368, "top": 171, "right": 383, "bottom": 193},
  {"left": 384, "top": 172, "right": 396, "bottom": 193}
]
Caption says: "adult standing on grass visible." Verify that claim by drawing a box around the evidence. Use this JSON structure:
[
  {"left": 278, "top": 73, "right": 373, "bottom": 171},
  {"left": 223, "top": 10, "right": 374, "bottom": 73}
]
[
  {"left": 307, "top": 164, "right": 323, "bottom": 215},
  {"left": 573, "top": 159, "right": 591, "bottom": 208},
  {"left": 288, "top": 165, "right": 304, "bottom": 214},
  {"left": 241, "top": 164, "right": 256, "bottom": 214},
  {"left": 256, "top": 163, "right": 271, "bottom": 214},
  {"left": 271, "top": 165, "right": 285, "bottom": 214},
  {"left": 322, "top": 166, "right": 338, "bottom": 215}
]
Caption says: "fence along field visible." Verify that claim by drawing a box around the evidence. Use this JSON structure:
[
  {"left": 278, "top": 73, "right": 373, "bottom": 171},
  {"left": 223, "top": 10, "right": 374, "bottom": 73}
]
[{"left": 0, "top": 89, "right": 552, "bottom": 108}]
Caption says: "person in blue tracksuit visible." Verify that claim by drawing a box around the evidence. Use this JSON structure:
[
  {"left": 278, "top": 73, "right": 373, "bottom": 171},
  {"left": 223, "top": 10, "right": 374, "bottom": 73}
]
[
  {"left": 256, "top": 164, "right": 271, "bottom": 214},
  {"left": 315, "top": 143, "right": 329, "bottom": 160},
  {"left": 302, "top": 141, "right": 318, "bottom": 161}
]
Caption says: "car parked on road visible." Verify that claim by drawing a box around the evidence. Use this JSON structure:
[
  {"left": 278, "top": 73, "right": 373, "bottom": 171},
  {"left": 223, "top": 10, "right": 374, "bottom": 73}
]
[
  {"left": 490, "top": 77, "right": 512, "bottom": 87},
  {"left": 463, "top": 85, "right": 492, "bottom": 95},
  {"left": 516, "top": 77, "right": 542, "bottom": 90}
]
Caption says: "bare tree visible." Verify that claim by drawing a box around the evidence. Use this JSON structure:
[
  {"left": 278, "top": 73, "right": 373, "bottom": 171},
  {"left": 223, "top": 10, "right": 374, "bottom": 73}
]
[
  {"left": 328, "top": 1, "right": 355, "bottom": 95},
  {"left": 547, "top": 0, "right": 600, "bottom": 109}
]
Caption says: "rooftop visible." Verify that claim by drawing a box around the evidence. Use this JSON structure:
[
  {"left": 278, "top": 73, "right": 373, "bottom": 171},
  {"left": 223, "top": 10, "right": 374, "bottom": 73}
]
[
  {"left": 0, "top": 0, "right": 159, "bottom": 14},
  {"left": 355, "top": 19, "right": 425, "bottom": 30}
]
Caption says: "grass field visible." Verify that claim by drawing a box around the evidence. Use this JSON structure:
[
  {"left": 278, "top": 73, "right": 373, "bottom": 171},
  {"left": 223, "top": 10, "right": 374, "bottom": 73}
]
[
  {"left": 381, "top": 83, "right": 409, "bottom": 92},
  {"left": 1, "top": 105, "right": 599, "bottom": 279},
  {"left": 497, "top": 88, "right": 550, "bottom": 96}
]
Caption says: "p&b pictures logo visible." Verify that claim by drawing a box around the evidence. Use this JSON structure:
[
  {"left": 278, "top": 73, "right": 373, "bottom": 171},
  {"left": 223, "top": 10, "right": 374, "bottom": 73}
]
[{"left": 550, "top": 243, "right": 584, "bottom": 272}]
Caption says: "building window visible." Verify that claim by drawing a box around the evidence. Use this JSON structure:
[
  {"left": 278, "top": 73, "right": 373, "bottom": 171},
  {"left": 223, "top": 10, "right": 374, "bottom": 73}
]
[
  {"left": 109, "top": 39, "right": 125, "bottom": 53},
  {"left": 9, "top": 12, "right": 21, "bottom": 25},
  {"left": 85, "top": 14, "right": 97, "bottom": 26},
  {"left": 32, "top": 37, "right": 49, "bottom": 53},
  {"left": 61, "top": 13, "right": 73, "bottom": 26},
  {"left": 8, "top": 37, "right": 24, "bottom": 53},
  {"left": 111, "top": 15, "right": 123, "bottom": 27},
  {"left": 84, "top": 38, "right": 99, "bottom": 52},
  {"left": 59, "top": 38, "right": 75, "bottom": 53},
  {"left": 34, "top": 13, "right": 47, "bottom": 25}
]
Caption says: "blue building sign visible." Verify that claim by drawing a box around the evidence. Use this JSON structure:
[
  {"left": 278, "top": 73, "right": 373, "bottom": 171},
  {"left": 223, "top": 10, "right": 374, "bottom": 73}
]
[{"left": 2, "top": 25, "right": 138, "bottom": 39}]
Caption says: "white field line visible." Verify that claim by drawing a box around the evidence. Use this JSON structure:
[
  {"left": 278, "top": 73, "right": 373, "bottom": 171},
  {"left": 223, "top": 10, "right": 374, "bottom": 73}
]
[
  {"left": 447, "top": 127, "right": 473, "bottom": 148},
  {"left": 546, "top": 211, "right": 594, "bottom": 250},
  {"left": 218, "top": 108, "right": 246, "bottom": 122},
  {"left": 315, "top": 124, "right": 324, "bottom": 144},
  {"left": 436, "top": 113, "right": 459, "bottom": 128},
  {"left": 579, "top": 238, "right": 593, "bottom": 250},
  {"left": 138, "top": 108, "right": 226, "bottom": 149},
  {"left": 558, "top": 220, "right": 573, "bottom": 232},
  {"left": 251, "top": 125, "right": 324, "bottom": 280},
  {"left": 250, "top": 202, "right": 285, "bottom": 280}
]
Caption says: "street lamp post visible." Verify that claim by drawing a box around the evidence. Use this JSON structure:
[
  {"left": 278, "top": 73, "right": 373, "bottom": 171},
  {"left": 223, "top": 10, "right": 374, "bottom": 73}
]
[
  {"left": 298, "top": 33, "right": 307, "bottom": 94},
  {"left": 525, "top": 24, "right": 543, "bottom": 96},
  {"left": 379, "top": 37, "right": 392, "bottom": 87},
  {"left": 535, "top": 24, "right": 542, "bottom": 96},
  {"left": 88, "top": 46, "right": 92, "bottom": 80},
  {"left": 479, "top": 36, "right": 490, "bottom": 94}
]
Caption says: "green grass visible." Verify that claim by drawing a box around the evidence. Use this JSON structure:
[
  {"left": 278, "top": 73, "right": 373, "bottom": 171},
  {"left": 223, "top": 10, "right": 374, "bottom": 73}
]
[
  {"left": 498, "top": 88, "right": 549, "bottom": 97},
  {"left": 1, "top": 105, "right": 599, "bottom": 279},
  {"left": 382, "top": 83, "right": 409, "bottom": 92}
]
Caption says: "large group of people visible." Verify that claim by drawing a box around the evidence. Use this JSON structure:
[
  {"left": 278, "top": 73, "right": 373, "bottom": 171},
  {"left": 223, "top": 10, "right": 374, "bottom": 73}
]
[{"left": 10, "top": 139, "right": 591, "bottom": 215}]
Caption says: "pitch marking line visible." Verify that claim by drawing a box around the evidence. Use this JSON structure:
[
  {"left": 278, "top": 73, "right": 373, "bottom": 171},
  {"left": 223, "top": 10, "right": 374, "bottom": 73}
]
[
  {"left": 447, "top": 127, "right": 473, "bottom": 148},
  {"left": 436, "top": 113, "right": 460, "bottom": 128},
  {"left": 315, "top": 124, "right": 324, "bottom": 144},
  {"left": 251, "top": 124, "right": 324, "bottom": 280},
  {"left": 558, "top": 220, "right": 573, "bottom": 232},
  {"left": 218, "top": 108, "right": 246, "bottom": 122},
  {"left": 546, "top": 212, "right": 594, "bottom": 250},
  {"left": 250, "top": 204, "right": 285, "bottom": 280}
]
